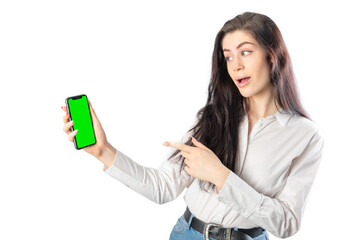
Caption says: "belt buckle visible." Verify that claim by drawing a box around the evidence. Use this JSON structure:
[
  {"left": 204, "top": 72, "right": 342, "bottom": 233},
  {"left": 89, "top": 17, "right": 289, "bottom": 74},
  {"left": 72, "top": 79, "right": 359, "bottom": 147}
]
[{"left": 203, "top": 222, "right": 231, "bottom": 240}]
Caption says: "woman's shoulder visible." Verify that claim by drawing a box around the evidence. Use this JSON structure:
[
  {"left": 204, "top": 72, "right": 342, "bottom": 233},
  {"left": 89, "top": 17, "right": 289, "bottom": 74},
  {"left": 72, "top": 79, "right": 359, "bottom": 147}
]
[
  {"left": 280, "top": 112, "right": 324, "bottom": 157},
  {"left": 286, "top": 113, "right": 323, "bottom": 140}
]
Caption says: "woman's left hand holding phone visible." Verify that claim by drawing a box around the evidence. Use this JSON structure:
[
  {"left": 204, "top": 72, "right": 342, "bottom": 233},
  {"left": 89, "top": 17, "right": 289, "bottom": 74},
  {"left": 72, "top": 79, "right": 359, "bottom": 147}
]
[{"left": 61, "top": 101, "right": 116, "bottom": 168}]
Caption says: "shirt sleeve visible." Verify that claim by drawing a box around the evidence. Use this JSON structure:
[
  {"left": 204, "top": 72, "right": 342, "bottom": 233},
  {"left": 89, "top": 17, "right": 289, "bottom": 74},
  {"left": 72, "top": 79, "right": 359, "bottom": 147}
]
[
  {"left": 104, "top": 149, "right": 195, "bottom": 204},
  {"left": 217, "top": 130, "right": 324, "bottom": 238}
]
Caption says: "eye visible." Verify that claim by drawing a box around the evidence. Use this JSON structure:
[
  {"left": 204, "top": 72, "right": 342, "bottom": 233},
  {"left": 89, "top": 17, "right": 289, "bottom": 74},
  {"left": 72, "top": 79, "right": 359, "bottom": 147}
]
[
  {"left": 225, "top": 56, "right": 233, "bottom": 62},
  {"left": 242, "top": 50, "right": 252, "bottom": 56}
]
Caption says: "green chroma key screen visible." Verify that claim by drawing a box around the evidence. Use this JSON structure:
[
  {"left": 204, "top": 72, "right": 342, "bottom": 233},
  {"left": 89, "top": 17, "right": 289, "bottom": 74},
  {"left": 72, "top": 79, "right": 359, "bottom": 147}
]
[{"left": 67, "top": 95, "right": 96, "bottom": 149}]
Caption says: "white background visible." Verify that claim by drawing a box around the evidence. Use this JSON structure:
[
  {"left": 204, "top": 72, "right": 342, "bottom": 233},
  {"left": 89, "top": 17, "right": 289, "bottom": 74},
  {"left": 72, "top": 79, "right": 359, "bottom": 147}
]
[{"left": 1, "top": 0, "right": 359, "bottom": 239}]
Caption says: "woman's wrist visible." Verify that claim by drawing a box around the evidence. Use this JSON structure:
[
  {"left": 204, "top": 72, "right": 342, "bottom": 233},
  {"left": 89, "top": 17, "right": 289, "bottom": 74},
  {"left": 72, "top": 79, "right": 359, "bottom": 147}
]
[
  {"left": 97, "top": 142, "right": 116, "bottom": 168},
  {"left": 213, "top": 165, "right": 230, "bottom": 190}
]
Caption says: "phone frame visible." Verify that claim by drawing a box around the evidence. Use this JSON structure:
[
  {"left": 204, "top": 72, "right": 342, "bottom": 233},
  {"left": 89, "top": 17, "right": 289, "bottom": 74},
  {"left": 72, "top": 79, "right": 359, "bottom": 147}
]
[{"left": 65, "top": 94, "right": 96, "bottom": 150}]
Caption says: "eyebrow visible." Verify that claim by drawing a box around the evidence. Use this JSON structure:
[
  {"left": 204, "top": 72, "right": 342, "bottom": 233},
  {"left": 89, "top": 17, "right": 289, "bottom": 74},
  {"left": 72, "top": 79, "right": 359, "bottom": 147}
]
[{"left": 222, "top": 41, "right": 255, "bottom": 52}]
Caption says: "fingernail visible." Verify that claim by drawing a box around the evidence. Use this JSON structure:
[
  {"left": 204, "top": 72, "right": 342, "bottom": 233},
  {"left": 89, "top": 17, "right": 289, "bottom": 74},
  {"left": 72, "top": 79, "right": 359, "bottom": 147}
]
[
  {"left": 163, "top": 142, "right": 169, "bottom": 146},
  {"left": 192, "top": 137, "right": 197, "bottom": 141}
]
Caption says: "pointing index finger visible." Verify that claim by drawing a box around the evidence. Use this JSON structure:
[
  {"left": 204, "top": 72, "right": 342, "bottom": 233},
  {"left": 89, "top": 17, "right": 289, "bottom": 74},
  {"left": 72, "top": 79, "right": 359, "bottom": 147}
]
[{"left": 163, "top": 141, "right": 193, "bottom": 153}]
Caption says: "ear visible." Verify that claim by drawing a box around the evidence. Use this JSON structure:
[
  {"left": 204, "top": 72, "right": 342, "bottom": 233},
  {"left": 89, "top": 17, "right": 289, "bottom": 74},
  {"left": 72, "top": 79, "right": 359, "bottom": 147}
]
[{"left": 268, "top": 54, "right": 275, "bottom": 64}]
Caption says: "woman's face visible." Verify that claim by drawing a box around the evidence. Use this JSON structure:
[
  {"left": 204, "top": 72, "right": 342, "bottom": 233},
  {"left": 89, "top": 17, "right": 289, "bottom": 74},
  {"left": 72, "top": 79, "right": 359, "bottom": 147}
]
[{"left": 222, "top": 30, "right": 273, "bottom": 99}]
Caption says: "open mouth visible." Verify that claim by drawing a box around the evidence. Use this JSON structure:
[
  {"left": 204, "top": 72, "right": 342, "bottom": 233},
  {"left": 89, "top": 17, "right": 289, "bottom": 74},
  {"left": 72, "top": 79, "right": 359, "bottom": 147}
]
[
  {"left": 235, "top": 76, "right": 251, "bottom": 87},
  {"left": 237, "top": 77, "right": 250, "bottom": 83}
]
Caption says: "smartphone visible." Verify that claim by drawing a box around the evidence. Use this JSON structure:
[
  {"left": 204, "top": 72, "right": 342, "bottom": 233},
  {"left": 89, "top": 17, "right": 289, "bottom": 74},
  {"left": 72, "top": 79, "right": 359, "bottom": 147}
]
[{"left": 65, "top": 94, "right": 96, "bottom": 150}]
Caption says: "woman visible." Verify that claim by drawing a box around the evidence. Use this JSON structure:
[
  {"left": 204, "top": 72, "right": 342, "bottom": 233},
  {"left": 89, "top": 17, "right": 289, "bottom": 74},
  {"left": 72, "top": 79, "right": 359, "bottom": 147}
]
[{"left": 62, "top": 12, "right": 324, "bottom": 240}]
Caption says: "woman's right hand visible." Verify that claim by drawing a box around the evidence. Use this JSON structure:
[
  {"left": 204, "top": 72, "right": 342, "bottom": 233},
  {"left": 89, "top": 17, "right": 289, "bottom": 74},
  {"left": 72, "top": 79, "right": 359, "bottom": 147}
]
[{"left": 62, "top": 101, "right": 116, "bottom": 167}]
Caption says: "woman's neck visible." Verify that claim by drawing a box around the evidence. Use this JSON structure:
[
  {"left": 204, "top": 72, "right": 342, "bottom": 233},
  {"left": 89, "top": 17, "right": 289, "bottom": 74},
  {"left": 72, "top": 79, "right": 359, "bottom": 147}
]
[{"left": 245, "top": 87, "right": 278, "bottom": 120}]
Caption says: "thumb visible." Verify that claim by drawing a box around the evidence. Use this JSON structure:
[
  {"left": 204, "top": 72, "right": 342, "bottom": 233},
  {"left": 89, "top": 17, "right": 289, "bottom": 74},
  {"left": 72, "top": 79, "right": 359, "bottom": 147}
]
[{"left": 192, "top": 137, "right": 208, "bottom": 150}]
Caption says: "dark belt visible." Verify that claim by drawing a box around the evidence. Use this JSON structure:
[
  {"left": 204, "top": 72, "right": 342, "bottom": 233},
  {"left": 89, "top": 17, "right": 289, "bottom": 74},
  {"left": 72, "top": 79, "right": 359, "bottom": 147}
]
[{"left": 184, "top": 207, "right": 263, "bottom": 240}]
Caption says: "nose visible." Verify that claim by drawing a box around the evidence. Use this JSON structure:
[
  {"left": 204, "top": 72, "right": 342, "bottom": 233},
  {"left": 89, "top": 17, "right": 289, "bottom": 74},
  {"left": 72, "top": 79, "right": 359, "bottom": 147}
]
[{"left": 232, "top": 57, "right": 244, "bottom": 72}]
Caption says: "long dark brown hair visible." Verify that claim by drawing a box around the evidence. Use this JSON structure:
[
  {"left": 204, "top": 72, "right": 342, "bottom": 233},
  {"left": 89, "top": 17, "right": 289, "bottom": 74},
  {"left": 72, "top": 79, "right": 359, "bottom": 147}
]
[{"left": 168, "top": 12, "right": 309, "bottom": 191}]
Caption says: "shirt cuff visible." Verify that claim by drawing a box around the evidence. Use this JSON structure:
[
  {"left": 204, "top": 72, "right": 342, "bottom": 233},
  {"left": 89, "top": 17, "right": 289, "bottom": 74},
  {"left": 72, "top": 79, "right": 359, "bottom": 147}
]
[
  {"left": 217, "top": 171, "right": 263, "bottom": 218},
  {"left": 103, "top": 149, "right": 143, "bottom": 190},
  {"left": 102, "top": 149, "right": 118, "bottom": 172}
]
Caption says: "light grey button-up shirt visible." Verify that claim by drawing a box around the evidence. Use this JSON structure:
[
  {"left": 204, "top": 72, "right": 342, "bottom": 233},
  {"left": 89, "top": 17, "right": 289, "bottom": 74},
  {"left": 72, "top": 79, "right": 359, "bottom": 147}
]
[{"left": 105, "top": 110, "right": 324, "bottom": 238}]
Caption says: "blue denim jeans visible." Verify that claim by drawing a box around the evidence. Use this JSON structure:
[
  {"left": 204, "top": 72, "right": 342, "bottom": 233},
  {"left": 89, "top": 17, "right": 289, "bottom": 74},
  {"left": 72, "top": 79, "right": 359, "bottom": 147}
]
[{"left": 169, "top": 215, "right": 269, "bottom": 240}]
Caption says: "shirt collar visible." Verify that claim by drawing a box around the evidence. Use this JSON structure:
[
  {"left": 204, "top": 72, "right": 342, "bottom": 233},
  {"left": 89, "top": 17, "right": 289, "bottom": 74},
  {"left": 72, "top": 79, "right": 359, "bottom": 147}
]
[
  {"left": 243, "top": 108, "right": 293, "bottom": 126},
  {"left": 275, "top": 109, "right": 293, "bottom": 126}
]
